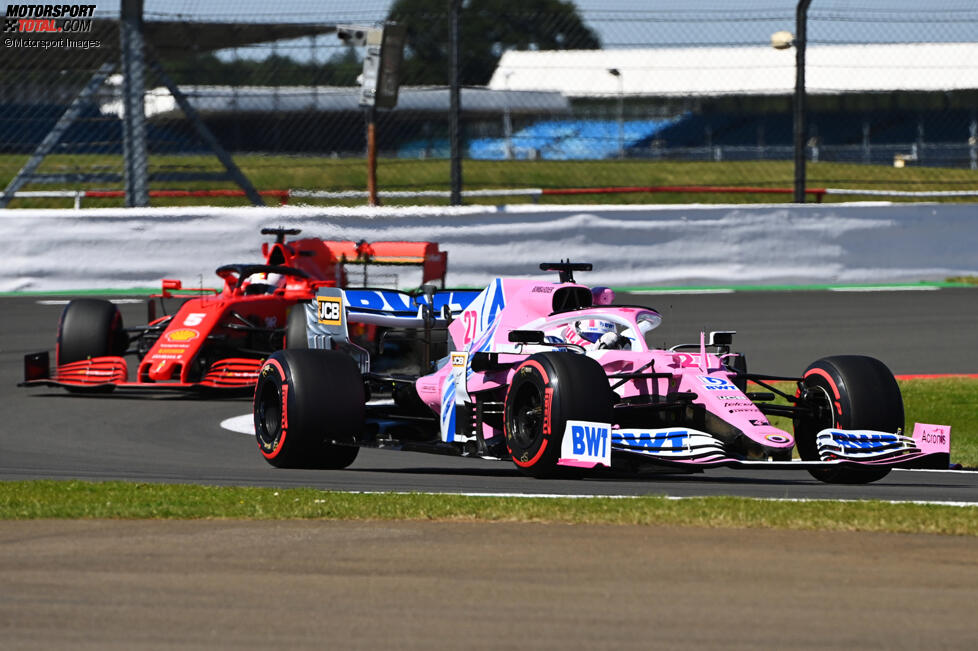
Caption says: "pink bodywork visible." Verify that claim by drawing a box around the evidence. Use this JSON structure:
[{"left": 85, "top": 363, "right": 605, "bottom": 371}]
[{"left": 414, "top": 277, "right": 795, "bottom": 452}]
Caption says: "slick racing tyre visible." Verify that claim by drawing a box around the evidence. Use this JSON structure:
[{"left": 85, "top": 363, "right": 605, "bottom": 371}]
[
  {"left": 254, "top": 349, "right": 363, "bottom": 469},
  {"left": 794, "top": 355, "right": 904, "bottom": 484},
  {"left": 504, "top": 352, "right": 613, "bottom": 478},
  {"left": 57, "top": 299, "right": 127, "bottom": 366}
]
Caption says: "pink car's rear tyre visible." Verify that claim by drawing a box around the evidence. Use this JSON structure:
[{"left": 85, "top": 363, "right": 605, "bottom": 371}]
[{"left": 254, "top": 349, "right": 363, "bottom": 469}]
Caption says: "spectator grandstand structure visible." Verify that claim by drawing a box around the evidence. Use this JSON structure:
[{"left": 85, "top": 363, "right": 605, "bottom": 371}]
[{"left": 482, "top": 43, "right": 978, "bottom": 166}]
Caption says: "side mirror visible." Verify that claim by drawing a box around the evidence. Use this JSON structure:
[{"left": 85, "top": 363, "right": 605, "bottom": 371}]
[{"left": 508, "top": 330, "right": 545, "bottom": 344}]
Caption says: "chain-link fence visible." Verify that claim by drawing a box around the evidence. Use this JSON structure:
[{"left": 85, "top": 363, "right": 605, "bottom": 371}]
[{"left": 2, "top": 1, "right": 977, "bottom": 207}]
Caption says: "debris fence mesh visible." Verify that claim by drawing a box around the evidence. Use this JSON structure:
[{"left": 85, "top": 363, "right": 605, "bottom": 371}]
[{"left": 2, "top": 1, "right": 977, "bottom": 207}]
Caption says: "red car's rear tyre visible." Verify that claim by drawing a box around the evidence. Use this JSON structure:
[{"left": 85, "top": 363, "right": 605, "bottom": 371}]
[
  {"left": 284, "top": 302, "right": 309, "bottom": 349},
  {"left": 504, "top": 352, "right": 613, "bottom": 478},
  {"left": 794, "top": 355, "right": 903, "bottom": 484},
  {"left": 254, "top": 349, "right": 363, "bottom": 469}
]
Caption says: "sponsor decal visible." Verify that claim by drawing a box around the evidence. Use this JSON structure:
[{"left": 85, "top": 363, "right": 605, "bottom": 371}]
[
  {"left": 614, "top": 429, "right": 689, "bottom": 453},
  {"left": 559, "top": 420, "right": 611, "bottom": 468},
  {"left": 450, "top": 352, "right": 467, "bottom": 368},
  {"left": 450, "top": 352, "right": 470, "bottom": 409},
  {"left": 542, "top": 387, "right": 553, "bottom": 436},
  {"left": 531, "top": 285, "right": 555, "bottom": 294},
  {"left": 317, "top": 296, "right": 342, "bottom": 325},
  {"left": 765, "top": 434, "right": 791, "bottom": 444},
  {"left": 167, "top": 328, "right": 199, "bottom": 342},
  {"left": 700, "top": 376, "right": 737, "bottom": 391},
  {"left": 912, "top": 423, "right": 951, "bottom": 454},
  {"left": 921, "top": 430, "right": 948, "bottom": 445},
  {"left": 828, "top": 430, "right": 899, "bottom": 450},
  {"left": 344, "top": 288, "right": 478, "bottom": 317}
]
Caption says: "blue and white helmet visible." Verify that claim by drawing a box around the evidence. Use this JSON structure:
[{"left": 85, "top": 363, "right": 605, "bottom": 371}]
[{"left": 574, "top": 319, "right": 616, "bottom": 343}]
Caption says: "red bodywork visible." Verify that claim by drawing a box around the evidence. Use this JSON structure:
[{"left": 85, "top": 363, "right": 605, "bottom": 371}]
[{"left": 22, "top": 234, "right": 447, "bottom": 393}]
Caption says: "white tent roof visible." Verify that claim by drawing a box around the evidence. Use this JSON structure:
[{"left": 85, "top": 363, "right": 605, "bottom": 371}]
[
  {"left": 489, "top": 43, "right": 978, "bottom": 98},
  {"left": 100, "top": 85, "right": 569, "bottom": 119}
]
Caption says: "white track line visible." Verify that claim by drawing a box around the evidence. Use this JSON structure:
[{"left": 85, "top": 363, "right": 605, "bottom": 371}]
[
  {"left": 36, "top": 298, "right": 144, "bottom": 305},
  {"left": 829, "top": 286, "right": 939, "bottom": 292},
  {"left": 345, "top": 491, "right": 978, "bottom": 507},
  {"left": 631, "top": 289, "right": 735, "bottom": 295}
]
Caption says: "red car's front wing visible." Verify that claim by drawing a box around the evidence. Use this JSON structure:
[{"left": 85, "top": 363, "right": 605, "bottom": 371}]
[{"left": 21, "top": 353, "right": 262, "bottom": 392}]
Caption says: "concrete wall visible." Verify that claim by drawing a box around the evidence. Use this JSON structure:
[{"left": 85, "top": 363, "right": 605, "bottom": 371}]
[{"left": 2, "top": 202, "right": 976, "bottom": 292}]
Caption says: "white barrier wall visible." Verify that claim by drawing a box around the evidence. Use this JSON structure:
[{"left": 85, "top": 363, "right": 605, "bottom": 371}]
[{"left": 2, "top": 202, "right": 976, "bottom": 292}]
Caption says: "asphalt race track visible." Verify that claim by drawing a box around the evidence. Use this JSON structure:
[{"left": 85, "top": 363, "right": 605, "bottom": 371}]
[
  {"left": 3, "top": 289, "right": 976, "bottom": 502},
  {"left": 4, "top": 289, "right": 978, "bottom": 650}
]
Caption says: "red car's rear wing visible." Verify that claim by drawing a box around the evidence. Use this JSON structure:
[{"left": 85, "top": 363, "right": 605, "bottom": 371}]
[{"left": 325, "top": 241, "right": 448, "bottom": 288}]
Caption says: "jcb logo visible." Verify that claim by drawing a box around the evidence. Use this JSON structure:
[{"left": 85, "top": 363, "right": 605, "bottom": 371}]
[{"left": 317, "top": 297, "right": 342, "bottom": 325}]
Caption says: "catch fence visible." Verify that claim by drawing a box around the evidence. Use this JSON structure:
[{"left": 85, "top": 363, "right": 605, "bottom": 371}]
[{"left": 1, "top": 1, "right": 977, "bottom": 207}]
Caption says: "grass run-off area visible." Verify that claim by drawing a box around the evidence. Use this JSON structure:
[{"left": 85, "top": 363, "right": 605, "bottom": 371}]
[
  {"left": 0, "top": 378, "right": 974, "bottom": 534},
  {"left": 3, "top": 154, "right": 978, "bottom": 208},
  {"left": 0, "top": 481, "right": 976, "bottom": 536}
]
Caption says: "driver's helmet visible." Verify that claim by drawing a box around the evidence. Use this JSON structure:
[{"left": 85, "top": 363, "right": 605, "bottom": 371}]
[
  {"left": 241, "top": 272, "right": 285, "bottom": 294},
  {"left": 574, "top": 319, "right": 617, "bottom": 344}
]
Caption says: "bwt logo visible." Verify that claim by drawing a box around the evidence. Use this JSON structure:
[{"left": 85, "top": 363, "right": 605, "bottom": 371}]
[
  {"left": 570, "top": 424, "right": 608, "bottom": 458},
  {"left": 831, "top": 431, "right": 896, "bottom": 450}
]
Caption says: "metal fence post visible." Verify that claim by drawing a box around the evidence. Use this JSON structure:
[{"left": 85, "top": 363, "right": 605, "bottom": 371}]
[
  {"left": 120, "top": 0, "right": 149, "bottom": 207},
  {"left": 449, "top": 0, "right": 462, "bottom": 206},
  {"left": 793, "top": 0, "right": 812, "bottom": 203}
]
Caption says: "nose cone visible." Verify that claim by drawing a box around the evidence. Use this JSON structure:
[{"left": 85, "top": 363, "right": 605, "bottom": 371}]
[{"left": 148, "top": 359, "right": 180, "bottom": 381}]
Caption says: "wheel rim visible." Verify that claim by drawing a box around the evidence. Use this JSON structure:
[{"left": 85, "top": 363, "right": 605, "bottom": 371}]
[
  {"left": 808, "top": 385, "right": 836, "bottom": 428},
  {"left": 256, "top": 381, "right": 282, "bottom": 448},
  {"left": 510, "top": 382, "right": 543, "bottom": 449}
]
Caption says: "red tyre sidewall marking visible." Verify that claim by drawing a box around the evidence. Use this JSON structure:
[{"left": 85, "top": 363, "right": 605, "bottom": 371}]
[
  {"left": 507, "top": 359, "right": 552, "bottom": 468},
  {"left": 804, "top": 368, "right": 844, "bottom": 420},
  {"left": 259, "top": 358, "right": 289, "bottom": 460}
]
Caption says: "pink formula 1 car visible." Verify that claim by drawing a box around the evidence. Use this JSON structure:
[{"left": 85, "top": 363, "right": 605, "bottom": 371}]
[
  {"left": 21, "top": 228, "right": 448, "bottom": 394},
  {"left": 253, "top": 262, "right": 950, "bottom": 484}
]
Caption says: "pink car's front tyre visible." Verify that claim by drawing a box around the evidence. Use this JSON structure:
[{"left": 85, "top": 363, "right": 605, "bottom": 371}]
[{"left": 793, "top": 355, "right": 903, "bottom": 484}]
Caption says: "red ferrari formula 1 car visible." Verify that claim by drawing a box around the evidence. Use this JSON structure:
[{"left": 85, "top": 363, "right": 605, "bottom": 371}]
[{"left": 20, "top": 227, "right": 448, "bottom": 394}]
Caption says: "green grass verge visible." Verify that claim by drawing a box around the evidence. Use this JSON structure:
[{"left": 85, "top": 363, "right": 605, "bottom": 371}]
[
  {"left": 1, "top": 378, "right": 973, "bottom": 532},
  {"left": 902, "top": 378, "right": 978, "bottom": 465},
  {"left": 946, "top": 276, "right": 978, "bottom": 285},
  {"left": 0, "top": 481, "right": 975, "bottom": 535},
  {"left": 4, "top": 154, "right": 978, "bottom": 208}
]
